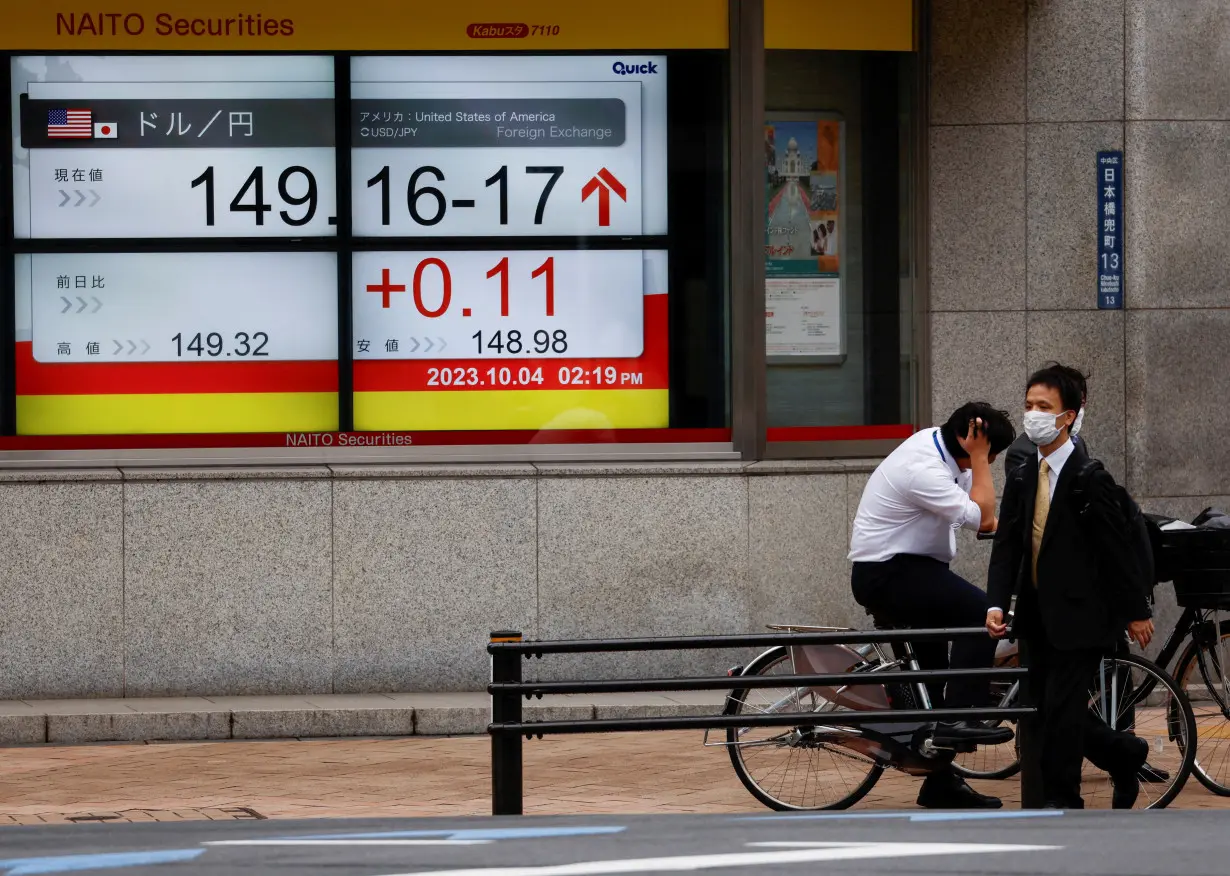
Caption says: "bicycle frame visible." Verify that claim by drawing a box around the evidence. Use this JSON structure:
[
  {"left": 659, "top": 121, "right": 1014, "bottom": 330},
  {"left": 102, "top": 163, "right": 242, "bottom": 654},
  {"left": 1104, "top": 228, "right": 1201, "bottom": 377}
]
[
  {"left": 1163, "top": 607, "right": 1229, "bottom": 717},
  {"left": 1120, "top": 606, "right": 1229, "bottom": 722},
  {"left": 710, "top": 629, "right": 988, "bottom": 774}
]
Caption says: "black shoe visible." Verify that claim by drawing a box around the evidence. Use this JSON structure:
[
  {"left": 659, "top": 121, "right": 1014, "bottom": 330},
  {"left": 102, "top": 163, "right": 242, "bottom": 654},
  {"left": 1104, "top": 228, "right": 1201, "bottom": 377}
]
[
  {"left": 1111, "top": 737, "right": 1150, "bottom": 810},
  {"left": 1139, "top": 762, "right": 1170, "bottom": 783},
  {"left": 932, "top": 720, "right": 1015, "bottom": 745},
  {"left": 917, "top": 773, "right": 1003, "bottom": 810},
  {"left": 1043, "top": 799, "right": 1084, "bottom": 810},
  {"left": 1112, "top": 773, "right": 1140, "bottom": 810}
]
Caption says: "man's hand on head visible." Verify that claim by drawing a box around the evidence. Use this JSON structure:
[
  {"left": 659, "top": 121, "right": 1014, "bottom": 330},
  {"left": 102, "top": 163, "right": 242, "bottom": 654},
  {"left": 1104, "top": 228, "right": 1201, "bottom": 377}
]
[{"left": 958, "top": 417, "right": 992, "bottom": 461}]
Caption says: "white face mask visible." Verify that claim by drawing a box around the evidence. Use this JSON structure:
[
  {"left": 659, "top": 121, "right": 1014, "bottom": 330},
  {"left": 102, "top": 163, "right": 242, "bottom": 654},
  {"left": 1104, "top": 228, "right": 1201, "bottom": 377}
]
[
  {"left": 1071, "top": 407, "right": 1086, "bottom": 437},
  {"left": 1022, "top": 410, "right": 1072, "bottom": 446}
]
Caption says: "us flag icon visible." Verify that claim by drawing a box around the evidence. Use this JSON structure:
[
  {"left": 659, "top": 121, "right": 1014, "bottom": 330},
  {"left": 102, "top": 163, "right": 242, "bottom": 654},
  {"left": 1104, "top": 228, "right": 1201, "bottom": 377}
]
[{"left": 48, "top": 108, "right": 92, "bottom": 139}]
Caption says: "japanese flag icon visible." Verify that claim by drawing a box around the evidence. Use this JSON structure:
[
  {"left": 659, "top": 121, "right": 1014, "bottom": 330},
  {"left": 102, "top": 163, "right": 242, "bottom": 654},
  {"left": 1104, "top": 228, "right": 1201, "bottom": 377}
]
[{"left": 93, "top": 121, "right": 117, "bottom": 139}]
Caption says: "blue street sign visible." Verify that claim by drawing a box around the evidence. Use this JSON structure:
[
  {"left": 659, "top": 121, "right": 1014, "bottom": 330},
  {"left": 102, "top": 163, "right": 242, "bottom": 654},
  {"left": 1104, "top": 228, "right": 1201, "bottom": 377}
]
[{"left": 1097, "top": 151, "right": 1124, "bottom": 309}]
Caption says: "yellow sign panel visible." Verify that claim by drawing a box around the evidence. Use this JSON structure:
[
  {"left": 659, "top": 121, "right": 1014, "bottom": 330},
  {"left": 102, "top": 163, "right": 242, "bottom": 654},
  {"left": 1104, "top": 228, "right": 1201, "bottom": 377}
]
[
  {"left": 17, "top": 392, "right": 338, "bottom": 435},
  {"left": 0, "top": 1, "right": 728, "bottom": 50},
  {"left": 765, "top": 0, "right": 914, "bottom": 51}
]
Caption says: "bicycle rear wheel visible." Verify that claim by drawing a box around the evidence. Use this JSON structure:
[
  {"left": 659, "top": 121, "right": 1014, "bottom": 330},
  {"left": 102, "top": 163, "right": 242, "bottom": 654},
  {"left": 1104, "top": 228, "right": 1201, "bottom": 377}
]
[
  {"left": 1174, "top": 618, "right": 1230, "bottom": 796},
  {"left": 724, "top": 646, "right": 884, "bottom": 810},
  {"left": 1081, "top": 653, "right": 1195, "bottom": 810}
]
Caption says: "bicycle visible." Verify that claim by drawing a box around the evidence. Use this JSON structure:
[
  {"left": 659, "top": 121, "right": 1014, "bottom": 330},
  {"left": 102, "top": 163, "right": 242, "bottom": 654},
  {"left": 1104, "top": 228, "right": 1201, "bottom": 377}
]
[{"left": 715, "top": 624, "right": 1196, "bottom": 811}]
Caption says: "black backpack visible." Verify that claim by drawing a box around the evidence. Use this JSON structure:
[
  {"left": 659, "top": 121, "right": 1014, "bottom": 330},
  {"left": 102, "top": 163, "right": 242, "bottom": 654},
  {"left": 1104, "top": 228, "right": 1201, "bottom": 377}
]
[{"left": 1069, "top": 459, "right": 1159, "bottom": 602}]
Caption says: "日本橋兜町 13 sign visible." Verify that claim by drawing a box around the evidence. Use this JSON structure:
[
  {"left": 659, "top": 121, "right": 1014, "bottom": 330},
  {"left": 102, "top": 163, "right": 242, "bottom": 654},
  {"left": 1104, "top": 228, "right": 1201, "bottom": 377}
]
[{"left": 1097, "top": 150, "right": 1123, "bottom": 310}]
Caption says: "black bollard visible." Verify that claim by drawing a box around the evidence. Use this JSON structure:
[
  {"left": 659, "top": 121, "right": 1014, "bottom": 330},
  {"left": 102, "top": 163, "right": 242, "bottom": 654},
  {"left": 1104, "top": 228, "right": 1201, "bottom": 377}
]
[{"left": 490, "top": 629, "right": 524, "bottom": 816}]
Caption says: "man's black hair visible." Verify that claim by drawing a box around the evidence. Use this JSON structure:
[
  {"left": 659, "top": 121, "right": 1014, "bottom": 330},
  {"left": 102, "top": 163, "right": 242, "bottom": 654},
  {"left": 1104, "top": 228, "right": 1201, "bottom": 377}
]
[
  {"left": 1026, "top": 362, "right": 1086, "bottom": 414},
  {"left": 941, "top": 401, "right": 1015, "bottom": 460},
  {"left": 1054, "top": 363, "right": 1088, "bottom": 405}
]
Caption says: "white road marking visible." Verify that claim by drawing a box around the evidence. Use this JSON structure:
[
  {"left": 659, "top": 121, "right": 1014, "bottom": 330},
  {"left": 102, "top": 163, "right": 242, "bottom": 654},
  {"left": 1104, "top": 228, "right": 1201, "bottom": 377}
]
[
  {"left": 205, "top": 839, "right": 491, "bottom": 847},
  {"left": 748, "top": 842, "right": 885, "bottom": 848},
  {"left": 373, "top": 841, "right": 1060, "bottom": 876}
]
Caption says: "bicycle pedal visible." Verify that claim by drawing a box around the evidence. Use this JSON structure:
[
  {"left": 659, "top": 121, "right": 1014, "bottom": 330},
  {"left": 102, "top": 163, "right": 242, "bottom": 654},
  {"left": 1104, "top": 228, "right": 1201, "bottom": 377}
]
[
  {"left": 932, "top": 738, "right": 979, "bottom": 753},
  {"left": 931, "top": 728, "right": 1014, "bottom": 748}
]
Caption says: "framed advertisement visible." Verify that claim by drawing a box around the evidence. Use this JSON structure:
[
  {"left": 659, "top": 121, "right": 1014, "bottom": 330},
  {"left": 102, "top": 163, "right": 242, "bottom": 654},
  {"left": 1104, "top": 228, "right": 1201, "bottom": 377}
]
[{"left": 763, "top": 112, "right": 845, "bottom": 365}]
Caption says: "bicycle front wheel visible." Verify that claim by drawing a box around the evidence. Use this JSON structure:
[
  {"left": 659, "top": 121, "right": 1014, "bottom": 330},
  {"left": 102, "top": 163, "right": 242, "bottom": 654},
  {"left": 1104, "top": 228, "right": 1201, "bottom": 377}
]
[
  {"left": 1175, "top": 618, "right": 1230, "bottom": 796},
  {"left": 951, "top": 712, "right": 1021, "bottom": 780},
  {"left": 724, "top": 646, "right": 884, "bottom": 811},
  {"left": 952, "top": 659, "right": 1022, "bottom": 781},
  {"left": 1082, "top": 653, "right": 1195, "bottom": 810}
]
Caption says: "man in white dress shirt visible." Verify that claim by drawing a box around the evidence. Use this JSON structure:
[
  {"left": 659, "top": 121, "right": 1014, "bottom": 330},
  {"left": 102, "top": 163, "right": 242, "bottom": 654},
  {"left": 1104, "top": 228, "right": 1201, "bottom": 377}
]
[{"left": 849, "top": 401, "right": 1016, "bottom": 809}]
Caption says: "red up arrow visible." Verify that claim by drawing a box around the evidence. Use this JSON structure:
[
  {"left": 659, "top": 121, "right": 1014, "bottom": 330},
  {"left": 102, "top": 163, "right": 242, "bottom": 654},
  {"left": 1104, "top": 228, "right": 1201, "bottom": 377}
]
[{"left": 581, "top": 167, "right": 627, "bottom": 227}]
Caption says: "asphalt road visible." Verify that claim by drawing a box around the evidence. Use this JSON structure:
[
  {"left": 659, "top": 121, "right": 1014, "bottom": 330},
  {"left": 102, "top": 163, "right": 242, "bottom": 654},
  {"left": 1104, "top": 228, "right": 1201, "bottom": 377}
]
[{"left": 1, "top": 810, "right": 1227, "bottom": 875}]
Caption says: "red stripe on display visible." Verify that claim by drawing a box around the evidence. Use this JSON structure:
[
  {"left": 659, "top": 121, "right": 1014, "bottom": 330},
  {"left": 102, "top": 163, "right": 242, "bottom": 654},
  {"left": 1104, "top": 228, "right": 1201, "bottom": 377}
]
[
  {"left": 354, "top": 293, "right": 669, "bottom": 392},
  {"left": 14, "top": 342, "right": 339, "bottom": 395}
]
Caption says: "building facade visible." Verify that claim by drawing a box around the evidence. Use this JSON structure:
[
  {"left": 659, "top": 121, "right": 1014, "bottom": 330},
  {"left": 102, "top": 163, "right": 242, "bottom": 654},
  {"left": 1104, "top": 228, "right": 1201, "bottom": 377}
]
[{"left": 0, "top": 1, "right": 1223, "bottom": 698}]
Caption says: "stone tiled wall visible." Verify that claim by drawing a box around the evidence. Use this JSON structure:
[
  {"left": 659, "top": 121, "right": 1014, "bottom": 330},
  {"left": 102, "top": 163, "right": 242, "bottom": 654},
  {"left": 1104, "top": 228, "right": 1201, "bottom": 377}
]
[
  {"left": 929, "top": 1, "right": 1230, "bottom": 639},
  {"left": 0, "top": 463, "right": 877, "bottom": 699},
  {"left": 5, "top": 2, "right": 1222, "bottom": 699}
]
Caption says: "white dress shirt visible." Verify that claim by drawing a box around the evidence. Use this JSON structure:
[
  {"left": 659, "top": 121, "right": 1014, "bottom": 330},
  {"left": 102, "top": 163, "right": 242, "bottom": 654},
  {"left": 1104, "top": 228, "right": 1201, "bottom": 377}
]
[
  {"left": 987, "top": 437, "right": 1075, "bottom": 614},
  {"left": 1038, "top": 436, "right": 1075, "bottom": 499},
  {"left": 849, "top": 428, "right": 983, "bottom": 564}
]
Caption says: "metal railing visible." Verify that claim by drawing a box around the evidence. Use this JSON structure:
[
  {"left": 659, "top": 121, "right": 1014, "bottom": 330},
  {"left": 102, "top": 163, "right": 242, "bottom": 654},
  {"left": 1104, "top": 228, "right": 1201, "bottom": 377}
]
[{"left": 487, "top": 626, "right": 1032, "bottom": 815}]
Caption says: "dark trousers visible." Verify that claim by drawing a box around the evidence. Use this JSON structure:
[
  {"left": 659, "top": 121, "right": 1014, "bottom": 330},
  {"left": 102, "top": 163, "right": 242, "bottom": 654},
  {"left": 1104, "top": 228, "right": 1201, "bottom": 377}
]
[
  {"left": 1018, "top": 637, "right": 1143, "bottom": 808},
  {"left": 851, "top": 554, "right": 998, "bottom": 710}
]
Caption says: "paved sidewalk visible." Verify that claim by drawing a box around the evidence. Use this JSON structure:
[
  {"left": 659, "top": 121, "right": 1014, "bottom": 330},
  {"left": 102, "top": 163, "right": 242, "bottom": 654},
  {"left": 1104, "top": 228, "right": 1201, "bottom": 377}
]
[{"left": 1, "top": 731, "right": 1227, "bottom": 825}]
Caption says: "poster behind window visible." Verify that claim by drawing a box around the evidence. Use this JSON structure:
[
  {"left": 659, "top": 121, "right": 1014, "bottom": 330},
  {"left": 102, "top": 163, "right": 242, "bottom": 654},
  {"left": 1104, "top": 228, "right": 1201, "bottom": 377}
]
[{"left": 763, "top": 114, "right": 845, "bottom": 363}]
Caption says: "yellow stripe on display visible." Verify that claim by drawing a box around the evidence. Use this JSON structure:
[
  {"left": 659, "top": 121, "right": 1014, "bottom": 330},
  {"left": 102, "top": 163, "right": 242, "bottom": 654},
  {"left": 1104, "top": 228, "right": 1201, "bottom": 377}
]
[
  {"left": 2, "top": 1, "right": 729, "bottom": 50},
  {"left": 17, "top": 393, "right": 338, "bottom": 435},
  {"left": 354, "top": 389, "right": 669, "bottom": 431}
]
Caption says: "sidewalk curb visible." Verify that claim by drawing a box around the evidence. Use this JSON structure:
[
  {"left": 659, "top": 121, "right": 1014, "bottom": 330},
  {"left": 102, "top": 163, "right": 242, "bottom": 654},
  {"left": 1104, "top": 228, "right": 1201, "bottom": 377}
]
[{"left": 0, "top": 698, "right": 723, "bottom": 746}]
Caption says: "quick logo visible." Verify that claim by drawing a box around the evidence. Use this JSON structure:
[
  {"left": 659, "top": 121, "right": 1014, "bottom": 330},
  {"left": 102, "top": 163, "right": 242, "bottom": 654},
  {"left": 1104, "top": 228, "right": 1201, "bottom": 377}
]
[{"left": 612, "top": 61, "right": 659, "bottom": 75}]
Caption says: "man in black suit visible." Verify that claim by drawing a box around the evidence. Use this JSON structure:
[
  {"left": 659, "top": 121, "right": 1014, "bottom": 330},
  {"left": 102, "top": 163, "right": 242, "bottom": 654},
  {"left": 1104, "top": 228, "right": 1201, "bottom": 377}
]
[
  {"left": 986, "top": 365, "right": 1154, "bottom": 809},
  {"left": 1000, "top": 366, "right": 1167, "bottom": 807},
  {"left": 1002, "top": 365, "right": 1086, "bottom": 808}
]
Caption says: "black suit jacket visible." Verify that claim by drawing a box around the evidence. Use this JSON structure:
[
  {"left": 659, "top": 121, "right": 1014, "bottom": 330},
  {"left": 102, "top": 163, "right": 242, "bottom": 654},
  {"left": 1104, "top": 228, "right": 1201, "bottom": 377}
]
[{"left": 988, "top": 441, "right": 1150, "bottom": 651}]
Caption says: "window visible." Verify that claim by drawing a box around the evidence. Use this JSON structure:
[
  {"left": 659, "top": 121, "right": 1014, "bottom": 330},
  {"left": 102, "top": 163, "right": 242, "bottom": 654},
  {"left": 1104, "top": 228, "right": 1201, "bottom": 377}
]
[{"left": 763, "top": 49, "right": 919, "bottom": 447}]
